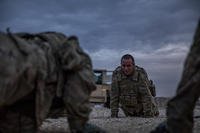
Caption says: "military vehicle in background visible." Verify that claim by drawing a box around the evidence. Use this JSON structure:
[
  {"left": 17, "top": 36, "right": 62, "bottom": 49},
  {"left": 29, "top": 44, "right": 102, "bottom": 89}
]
[
  {"left": 90, "top": 69, "right": 112, "bottom": 107},
  {"left": 49, "top": 69, "right": 113, "bottom": 118}
]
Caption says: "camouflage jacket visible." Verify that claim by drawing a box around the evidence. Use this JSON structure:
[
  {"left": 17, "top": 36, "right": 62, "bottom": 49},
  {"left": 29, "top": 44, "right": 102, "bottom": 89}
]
[
  {"left": 110, "top": 66, "right": 158, "bottom": 117},
  {"left": 0, "top": 31, "right": 96, "bottom": 128},
  {"left": 136, "top": 66, "right": 156, "bottom": 97}
]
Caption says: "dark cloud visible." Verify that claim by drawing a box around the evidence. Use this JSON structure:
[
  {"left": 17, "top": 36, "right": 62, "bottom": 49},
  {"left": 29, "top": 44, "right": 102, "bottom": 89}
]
[{"left": 0, "top": 0, "right": 199, "bottom": 97}]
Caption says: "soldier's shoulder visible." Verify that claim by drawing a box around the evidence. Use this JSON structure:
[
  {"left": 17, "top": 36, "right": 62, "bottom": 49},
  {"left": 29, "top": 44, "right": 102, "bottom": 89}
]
[
  {"left": 136, "top": 65, "right": 145, "bottom": 71},
  {"left": 113, "top": 66, "right": 122, "bottom": 74},
  {"left": 136, "top": 65, "right": 147, "bottom": 75},
  {"left": 38, "top": 32, "right": 67, "bottom": 43},
  {"left": 112, "top": 66, "right": 122, "bottom": 79},
  {"left": 39, "top": 31, "right": 66, "bottom": 37}
]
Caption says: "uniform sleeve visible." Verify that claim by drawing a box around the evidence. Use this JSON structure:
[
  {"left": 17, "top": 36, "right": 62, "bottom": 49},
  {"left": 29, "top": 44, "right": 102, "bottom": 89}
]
[
  {"left": 138, "top": 73, "right": 156, "bottom": 117},
  {"left": 110, "top": 71, "right": 120, "bottom": 116},
  {"left": 59, "top": 36, "right": 83, "bottom": 71},
  {"left": 140, "top": 67, "right": 156, "bottom": 97},
  {"left": 60, "top": 36, "right": 96, "bottom": 131}
]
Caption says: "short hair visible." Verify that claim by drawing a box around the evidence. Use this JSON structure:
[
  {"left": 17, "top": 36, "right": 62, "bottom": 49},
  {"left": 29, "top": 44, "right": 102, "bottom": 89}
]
[{"left": 121, "top": 54, "right": 135, "bottom": 64}]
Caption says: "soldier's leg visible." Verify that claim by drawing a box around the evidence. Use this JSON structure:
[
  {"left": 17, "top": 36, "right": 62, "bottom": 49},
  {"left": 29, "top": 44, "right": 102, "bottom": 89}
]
[
  {"left": 0, "top": 110, "right": 36, "bottom": 133},
  {"left": 167, "top": 72, "right": 200, "bottom": 133},
  {"left": 121, "top": 106, "right": 140, "bottom": 117},
  {"left": 166, "top": 21, "right": 200, "bottom": 133},
  {"left": 152, "top": 98, "right": 159, "bottom": 117},
  {"left": 20, "top": 114, "right": 37, "bottom": 133},
  {"left": 151, "top": 20, "right": 200, "bottom": 133},
  {"left": 48, "top": 96, "right": 66, "bottom": 118},
  {"left": 63, "top": 71, "right": 93, "bottom": 132},
  {"left": 63, "top": 70, "right": 106, "bottom": 133}
]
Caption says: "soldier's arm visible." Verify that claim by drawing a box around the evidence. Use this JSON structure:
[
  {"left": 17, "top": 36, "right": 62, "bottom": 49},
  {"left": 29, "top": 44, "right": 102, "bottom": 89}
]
[
  {"left": 140, "top": 67, "right": 156, "bottom": 97},
  {"left": 110, "top": 71, "right": 120, "bottom": 117},
  {"left": 60, "top": 36, "right": 96, "bottom": 132},
  {"left": 138, "top": 74, "right": 155, "bottom": 117}
]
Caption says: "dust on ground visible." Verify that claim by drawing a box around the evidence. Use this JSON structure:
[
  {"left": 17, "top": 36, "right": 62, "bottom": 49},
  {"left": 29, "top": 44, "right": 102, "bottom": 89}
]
[{"left": 40, "top": 99, "right": 200, "bottom": 133}]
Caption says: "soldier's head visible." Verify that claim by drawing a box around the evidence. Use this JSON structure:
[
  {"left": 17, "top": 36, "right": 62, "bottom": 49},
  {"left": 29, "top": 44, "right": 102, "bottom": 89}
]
[{"left": 121, "top": 54, "right": 135, "bottom": 76}]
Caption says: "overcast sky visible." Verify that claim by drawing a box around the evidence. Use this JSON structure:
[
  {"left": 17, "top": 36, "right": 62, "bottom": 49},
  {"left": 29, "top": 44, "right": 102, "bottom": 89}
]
[{"left": 0, "top": 0, "right": 199, "bottom": 97}]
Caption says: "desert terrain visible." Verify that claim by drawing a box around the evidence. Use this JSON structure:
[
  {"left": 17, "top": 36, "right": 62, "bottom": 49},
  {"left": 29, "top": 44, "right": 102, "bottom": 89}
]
[{"left": 40, "top": 97, "right": 200, "bottom": 133}]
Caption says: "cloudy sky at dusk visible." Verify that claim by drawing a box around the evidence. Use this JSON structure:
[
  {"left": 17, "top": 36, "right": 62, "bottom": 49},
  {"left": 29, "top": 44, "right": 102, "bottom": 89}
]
[{"left": 1, "top": 0, "right": 199, "bottom": 97}]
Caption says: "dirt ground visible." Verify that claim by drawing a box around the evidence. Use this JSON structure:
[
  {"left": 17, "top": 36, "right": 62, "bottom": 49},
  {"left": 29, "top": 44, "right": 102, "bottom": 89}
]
[{"left": 40, "top": 101, "right": 200, "bottom": 133}]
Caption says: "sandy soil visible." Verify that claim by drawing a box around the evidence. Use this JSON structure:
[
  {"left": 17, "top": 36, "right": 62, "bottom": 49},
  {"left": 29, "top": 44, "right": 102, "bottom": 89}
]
[{"left": 40, "top": 103, "right": 200, "bottom": 133}]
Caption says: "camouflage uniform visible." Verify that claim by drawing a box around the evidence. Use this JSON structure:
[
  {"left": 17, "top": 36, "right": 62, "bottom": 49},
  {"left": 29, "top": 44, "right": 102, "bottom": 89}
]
[
  {"left": 0, "top": 31, "right": 96, "bottom": 132},
  {"left": 110, "top": 66, "right": 158, "bottom": 117},
  {"left": 166, "top": 20, "right": 200, "bottom": 133},
  {"left": 136, "top": 66, "right": 156, "bottom": 97},
  {"left": 151, "top": 20, "right": 200, "bottom": 133}
]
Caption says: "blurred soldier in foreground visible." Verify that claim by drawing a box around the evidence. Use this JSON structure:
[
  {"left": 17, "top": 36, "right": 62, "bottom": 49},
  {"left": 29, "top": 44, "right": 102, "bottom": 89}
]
[
  {"left": 0, "top": 31, "right": 104, "bottom": 133},
  {"left": 110, "top": 54, "right": 159, "bottom": 118},
  {"left": 151, "top": 20, "right": 200, "bottom": 133}
]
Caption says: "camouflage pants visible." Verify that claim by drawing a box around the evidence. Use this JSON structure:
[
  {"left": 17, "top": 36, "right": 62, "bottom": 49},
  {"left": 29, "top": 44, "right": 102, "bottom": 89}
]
[
  {"left": 121, "top": 105, "right": 142, "bottom": 117},
  {"left": 121, "top": 104, "right": 158, "bottom": 117},
  {"left": 0, "top": 109, "right": 36, "bottom": 133},
  {"left": 166, "top": 62, "right": 200, "bottom": 133},
  {"left": 63, "top": 71, "right": 94, "bottom": 132},
  {"left": 166, "top": 21, "right": 200, "bottom": 133}
]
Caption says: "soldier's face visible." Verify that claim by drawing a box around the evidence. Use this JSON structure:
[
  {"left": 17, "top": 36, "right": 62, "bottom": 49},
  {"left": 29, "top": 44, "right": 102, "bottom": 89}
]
[{"left": 121, "top": 58, "right": 135, "bottom": 76}]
